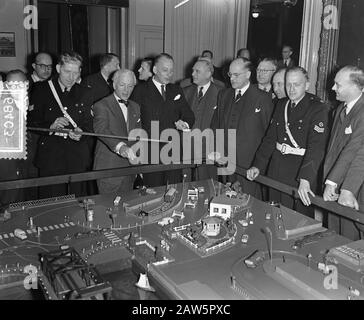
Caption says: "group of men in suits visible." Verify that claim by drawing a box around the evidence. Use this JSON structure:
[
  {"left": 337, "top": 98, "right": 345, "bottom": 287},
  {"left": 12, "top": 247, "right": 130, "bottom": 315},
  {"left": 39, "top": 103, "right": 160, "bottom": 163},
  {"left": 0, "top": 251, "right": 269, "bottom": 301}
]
[{"left": 6, "top": 47, "right": 364, "bottom": 241}]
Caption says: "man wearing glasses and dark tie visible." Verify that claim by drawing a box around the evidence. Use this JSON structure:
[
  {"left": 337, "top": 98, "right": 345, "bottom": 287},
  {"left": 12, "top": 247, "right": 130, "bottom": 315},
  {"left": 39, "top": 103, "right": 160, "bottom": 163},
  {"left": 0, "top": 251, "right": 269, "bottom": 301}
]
[{"left": 212, "top": 57, "right": 274, "bottom": 198}]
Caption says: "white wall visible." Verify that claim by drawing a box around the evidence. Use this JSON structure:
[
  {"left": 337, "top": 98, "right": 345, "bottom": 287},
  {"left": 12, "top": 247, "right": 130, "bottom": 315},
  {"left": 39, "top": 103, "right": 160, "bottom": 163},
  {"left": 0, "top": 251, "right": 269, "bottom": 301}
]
[{"left": 0, "top": 0, "right": 29, "bottom": 73}]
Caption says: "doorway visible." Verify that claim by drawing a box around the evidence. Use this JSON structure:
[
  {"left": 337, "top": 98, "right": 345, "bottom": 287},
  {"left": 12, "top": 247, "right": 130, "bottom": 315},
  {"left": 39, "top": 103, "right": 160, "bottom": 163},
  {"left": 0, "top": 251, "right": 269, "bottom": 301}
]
[
  {"left": 247, "top": 0, "right": 304, "bottom": 64},
  {"left": 36, "top": 0, "right": 129, "bottom": 76}
]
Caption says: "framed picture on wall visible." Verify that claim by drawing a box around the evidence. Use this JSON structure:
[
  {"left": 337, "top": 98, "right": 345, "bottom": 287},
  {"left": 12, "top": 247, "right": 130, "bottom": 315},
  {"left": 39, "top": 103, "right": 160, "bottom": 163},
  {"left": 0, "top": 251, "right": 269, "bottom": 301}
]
[{"left": 0, "top": 32, "right": 15, "bottom": 57}]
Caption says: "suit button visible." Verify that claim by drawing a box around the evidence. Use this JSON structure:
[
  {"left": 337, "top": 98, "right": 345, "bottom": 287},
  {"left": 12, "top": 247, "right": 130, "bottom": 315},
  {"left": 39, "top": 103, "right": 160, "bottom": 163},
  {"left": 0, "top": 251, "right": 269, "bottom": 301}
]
[
  {"left": 64, "top": 107, "right": 67, "bottom": 110},
  {"left": 284, "top": 138, "right": 287, "bottom": 141}
]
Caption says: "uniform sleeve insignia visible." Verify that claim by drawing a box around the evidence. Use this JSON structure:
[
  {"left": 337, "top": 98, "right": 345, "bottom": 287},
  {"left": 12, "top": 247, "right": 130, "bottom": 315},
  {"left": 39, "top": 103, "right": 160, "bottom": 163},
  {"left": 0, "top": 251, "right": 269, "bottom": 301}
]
[
  {"left": 319, "top": 122, "right": 324, "bottom": 127},
  {"left": 314, "top": 125, "right": 324, "bottom": 133}
]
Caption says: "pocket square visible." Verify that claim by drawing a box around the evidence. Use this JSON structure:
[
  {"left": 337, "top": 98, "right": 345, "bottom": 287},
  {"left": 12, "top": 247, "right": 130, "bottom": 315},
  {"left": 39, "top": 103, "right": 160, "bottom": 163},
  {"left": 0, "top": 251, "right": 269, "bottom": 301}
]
[
  {"left": 137, "top": 118, "right": 141, "bottom": 123},
  {"left": 174, "top": 94, "right": 181, "bottom": 101},
  {"left": 255, "top": 107, "right": 261, "bottom": 113},
  {"left": 345, "top": 125, "right": 352, "bottom": 135},
  {"left": 213, "top": 105, "right": 217, "bottom": 110}
]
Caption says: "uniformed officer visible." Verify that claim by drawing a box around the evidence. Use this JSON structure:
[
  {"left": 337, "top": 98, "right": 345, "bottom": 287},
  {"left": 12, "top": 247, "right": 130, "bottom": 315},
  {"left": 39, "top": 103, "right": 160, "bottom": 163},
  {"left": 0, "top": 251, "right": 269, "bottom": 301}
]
[
  {"left": 29, "top": 51, "right": 94, "bottom": 198},
  {"left": 247, "top": 67, "right": 330, "bottom": 217}
]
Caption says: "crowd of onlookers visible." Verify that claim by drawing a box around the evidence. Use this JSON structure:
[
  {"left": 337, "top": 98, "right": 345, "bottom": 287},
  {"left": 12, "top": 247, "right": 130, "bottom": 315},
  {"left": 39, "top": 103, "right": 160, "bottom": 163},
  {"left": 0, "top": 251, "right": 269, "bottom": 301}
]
[{"left": 1, "top": 44, "right": 364, "bottom": 240}]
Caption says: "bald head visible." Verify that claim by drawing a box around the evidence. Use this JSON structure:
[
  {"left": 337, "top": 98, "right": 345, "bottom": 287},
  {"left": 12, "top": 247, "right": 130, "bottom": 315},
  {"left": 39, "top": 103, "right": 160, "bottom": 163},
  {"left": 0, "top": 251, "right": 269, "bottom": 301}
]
[
  {"left": 113, "top": 69, "right": 136, "bottom": 100},
  {"left": 333, "top": 66, "right": 364, "bottom": 103},
  {"left": 32, "top": 52, "right": 53, "bottom": 81},
  {"left": 228, "top": 58, "right": 252, "bottom": 89}
]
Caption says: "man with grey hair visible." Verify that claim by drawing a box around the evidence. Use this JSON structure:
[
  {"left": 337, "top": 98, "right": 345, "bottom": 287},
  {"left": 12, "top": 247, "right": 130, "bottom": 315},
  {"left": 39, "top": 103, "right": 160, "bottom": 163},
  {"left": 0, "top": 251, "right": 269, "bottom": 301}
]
[
  {"left": 256, "top": 57, "right": 278, "bottom": 94},
  {"left": 93, "top": 69, "right": 141, "bottom": 194},
  {"left": 323, "top": 65, "right": 364, "bottom": 240},
  {"left": 29, "top": 51, "right": 94, "bottom": 198},
  {"left": 183, "top": 58, "right": 224, "bottom": 180}
]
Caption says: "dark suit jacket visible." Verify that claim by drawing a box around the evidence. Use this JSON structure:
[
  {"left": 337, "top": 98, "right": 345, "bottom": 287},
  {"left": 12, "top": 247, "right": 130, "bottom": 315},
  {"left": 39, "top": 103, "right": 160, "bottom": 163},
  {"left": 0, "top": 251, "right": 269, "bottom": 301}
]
[
  {"left": 131, "top": 79, "right": 195, "bottom": 136},
  {"left": 29, "top": 78, "right": 94, "bottom": 172},
  {"left": 183, "top": 82, "right": 223, "bottom": 130},
  {"left": 82, "top": 72, "right": 113, "bottom": 104},
  {"left": 254, "top": 94, "right": 330, "bottom": 190},
  {"left": 277, "top": 58, "right": 295, "bottom": 69},
  {"left": 213, "top": 83, "right": 274, "bottom": 195},
  {"left": 324, "top": 95, "right": 364, "bottom": 206},
  {"left": 93, "top": 94, "right": 141, "bottom": 171},
  {"left": 214, "top": 83, "right": 274, "bottom": 168}
]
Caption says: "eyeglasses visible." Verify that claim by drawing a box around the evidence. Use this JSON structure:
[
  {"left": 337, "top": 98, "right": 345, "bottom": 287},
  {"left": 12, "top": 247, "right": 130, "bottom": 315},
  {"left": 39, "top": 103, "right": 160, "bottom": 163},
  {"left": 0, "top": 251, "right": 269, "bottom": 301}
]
[
  {"left": 36, "top": 63, "right": 52, "bottom": 70},
  {"left": 227, "top": 72, "right": 245, "bottom": 78},
  {"left": 257, "top": 69, "right": 275, "bottom": 74}
]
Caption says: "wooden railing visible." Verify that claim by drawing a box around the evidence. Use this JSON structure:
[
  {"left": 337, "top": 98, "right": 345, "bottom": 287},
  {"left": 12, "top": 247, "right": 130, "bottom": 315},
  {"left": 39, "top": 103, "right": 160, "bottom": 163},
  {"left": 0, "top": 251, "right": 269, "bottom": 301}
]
[{"left": 0, "top": 162, "right": 363, "bottom": 225}]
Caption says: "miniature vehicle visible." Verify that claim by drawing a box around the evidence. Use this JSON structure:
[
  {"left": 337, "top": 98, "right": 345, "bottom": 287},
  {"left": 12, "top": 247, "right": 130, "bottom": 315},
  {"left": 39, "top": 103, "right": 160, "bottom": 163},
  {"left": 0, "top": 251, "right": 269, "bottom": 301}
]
[
  {"left": 158, "top": 217, "right": 174, "bottom": 226},
  {"left": 14, "top": 228, "right": 27, "bottom": 240},
  {"left": 164, "top": 187, "right": 177, "bottom": 202},
  {"left": 114, "top": 196, "right": 121, "bottom": 206},
  {"left": 244, "top": 250, "right": 265, "bottom": 268},
  {"left": 241, "top": 234, "right": 249, "bottom": 244},
  {"left": 184, "top": 201, "right": 196, "bottom": 209},
  {"left": 239, "top": 219, "right": 249, "bottom": 227},
  {"left": 226, "top": 190, "right": 237, "bottom": 198},
  {"left": 187, "top": 188, "right": 199, "bottom": 201}
]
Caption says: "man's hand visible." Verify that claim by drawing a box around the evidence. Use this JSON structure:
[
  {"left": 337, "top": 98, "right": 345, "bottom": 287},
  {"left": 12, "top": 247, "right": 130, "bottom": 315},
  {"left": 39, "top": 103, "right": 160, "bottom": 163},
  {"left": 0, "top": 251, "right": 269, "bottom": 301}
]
[
  {"left": 298, "top": 178, "right": 315, "bottom": 206},
  {"left": 323, "top": 184, "right": 339, "bottom": 201},
  {"left": 68, "top": 127, "right": 82, "bottom": 141},
  {"left": 119, "top": 145, "right": 136, "bottom": 162},
  {"left": 246, "top": 167, "right": 260, "bottom": 181},
  {"left": 175, "top": 120, "right": 190, "bottom": 131},
  {"left": 50, "top": 117, "right": 69, "bottom": 130},
  {"left": 338, "top": 189, "right": 359, "bottom": 210}
]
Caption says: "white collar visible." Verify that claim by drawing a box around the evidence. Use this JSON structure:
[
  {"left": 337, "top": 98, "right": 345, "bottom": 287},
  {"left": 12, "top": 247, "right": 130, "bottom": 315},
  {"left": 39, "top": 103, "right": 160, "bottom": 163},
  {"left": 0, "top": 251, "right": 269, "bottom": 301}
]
[
  {"left": 346, "top": 93, "right": 362, "bottom": 114},
  {"left": 197, "top": 81, "right": 211, "bottom": 96},
  {"left": 290, "top": 94, "right": 305, "bottom": 107},
  {"left": 152, "top": 77, "right": 167, "bottom": 95},
  {"left": 31, "top": 72, "right": 42, "bottom": 83},
  {"left": 235, "top": 82, "right": 250, "bottom": 97}
]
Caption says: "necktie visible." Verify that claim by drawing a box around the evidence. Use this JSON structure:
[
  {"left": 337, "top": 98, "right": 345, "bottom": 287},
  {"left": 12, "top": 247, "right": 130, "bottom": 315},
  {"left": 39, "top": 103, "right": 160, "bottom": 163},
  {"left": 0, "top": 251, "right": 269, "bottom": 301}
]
[
  {"left": 235, "top": 90, "right": 242, "bottom": 103},
  {"left": 285, "top": 60, "right": 288, "bottom": 67},
  {"left": 118, "top": 99, "right": 128, "bottom": 107},
  {"left": 290, "top": 101, "right": 296, "bottom": 109},
  {"left": 340, "top": 104, "right": 347, "bottom": 122},
  {"left": 198, "top": 86, "right": 204, "bottom": 101},
  {"left": 161, "top": 84, "right": 166, "bottom": 101}
]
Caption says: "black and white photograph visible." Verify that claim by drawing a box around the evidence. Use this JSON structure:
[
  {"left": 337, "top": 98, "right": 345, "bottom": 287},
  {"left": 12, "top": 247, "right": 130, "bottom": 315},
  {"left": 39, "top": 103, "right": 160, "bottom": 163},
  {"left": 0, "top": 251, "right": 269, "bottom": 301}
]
[{"left": 0, "top": 0, "right": 364, "bottom": 306}]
